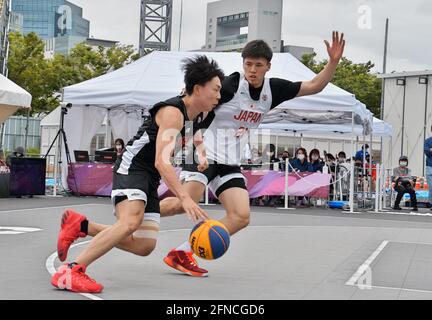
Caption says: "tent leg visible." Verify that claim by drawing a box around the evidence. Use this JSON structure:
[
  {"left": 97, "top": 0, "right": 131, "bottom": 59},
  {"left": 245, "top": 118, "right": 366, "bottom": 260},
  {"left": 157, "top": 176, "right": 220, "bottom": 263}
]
[{"left": 349, "top": 113, "right": 355, "bottom": 213}]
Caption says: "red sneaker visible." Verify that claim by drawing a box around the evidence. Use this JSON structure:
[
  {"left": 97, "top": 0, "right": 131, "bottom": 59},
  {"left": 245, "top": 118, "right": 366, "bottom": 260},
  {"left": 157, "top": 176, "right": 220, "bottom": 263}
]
[
  {"left": 51, "top": 264, "right": 103, "bottom": 293},
  {"left": 163, "top": 249, "right": 208, "bottom": 277},
  {"left": 57, "top": 210, "right": 87, "bottom": 262}
]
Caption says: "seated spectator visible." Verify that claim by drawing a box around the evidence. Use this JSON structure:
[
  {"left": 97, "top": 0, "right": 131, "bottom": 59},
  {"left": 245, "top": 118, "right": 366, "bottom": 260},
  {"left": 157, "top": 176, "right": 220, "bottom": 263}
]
[
  {"left": 290, "top": 148, "right": 309, "bottom": 207},
  {"left": 289, "top": 148, "right": 309, "bottom": 172},
  {"left": 392, "top": 156, "right": 418, "bottom": 211},
  {"left": 114, "top": 138, "right": 125, "bottom": 156},
  {"left": 250, "top": 148, "right": 262, "bottom": 166},
  {"left": 6, "top": 146, "right": 24, "bottom": 167},
  {"left": 262, "top": 144, "right": 280, "bottom": 170},
  {"left": 279, "top": 150, "right": 290, "bottom": 171},
  {"left": 308, "top": 149, "right": 324, "bottom": 172}
]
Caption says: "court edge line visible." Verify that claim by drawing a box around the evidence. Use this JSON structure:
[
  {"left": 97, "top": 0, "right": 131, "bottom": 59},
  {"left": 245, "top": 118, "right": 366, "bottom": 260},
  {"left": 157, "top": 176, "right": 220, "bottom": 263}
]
[{"left": 345, "top": 240, "right": 389, "bottom": 286}]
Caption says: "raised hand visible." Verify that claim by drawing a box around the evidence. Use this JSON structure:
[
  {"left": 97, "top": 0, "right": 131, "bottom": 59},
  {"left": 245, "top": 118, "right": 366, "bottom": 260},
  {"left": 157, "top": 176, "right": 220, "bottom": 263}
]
[{"left": 324, "top": 31, "right": 345, "bottom": 63}]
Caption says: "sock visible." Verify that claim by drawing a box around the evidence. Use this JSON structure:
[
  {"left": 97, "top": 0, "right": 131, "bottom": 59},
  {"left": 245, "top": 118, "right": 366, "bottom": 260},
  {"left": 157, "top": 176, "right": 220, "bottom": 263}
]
[
  {"left": 175, "top": 241, "right": 192, "bottom": 252},
  {"left": 80, "top": 220, "right": 88, "bottom": 235}
]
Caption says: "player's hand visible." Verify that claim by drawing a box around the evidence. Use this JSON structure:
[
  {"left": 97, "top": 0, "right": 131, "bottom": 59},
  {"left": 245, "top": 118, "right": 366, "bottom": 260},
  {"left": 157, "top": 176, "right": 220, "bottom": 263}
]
[
  {"left": 325, "top": 31, "right": 345, "bottom": 63},
  {"left": 197, "top": 155, "right": 209, "bottom": 172},
  {"left": 181, "top": 196, "right": 210, "bottom": 223}
]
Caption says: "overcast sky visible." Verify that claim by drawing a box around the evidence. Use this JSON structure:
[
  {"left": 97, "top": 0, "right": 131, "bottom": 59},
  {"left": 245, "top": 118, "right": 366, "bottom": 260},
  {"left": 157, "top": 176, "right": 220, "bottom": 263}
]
[{"left": 70, "top": 0, "right": 432, "bottom": 73}]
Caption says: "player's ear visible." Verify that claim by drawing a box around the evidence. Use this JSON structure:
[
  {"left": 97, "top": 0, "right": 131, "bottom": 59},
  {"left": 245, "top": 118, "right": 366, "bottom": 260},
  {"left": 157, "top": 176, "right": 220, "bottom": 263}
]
[
  {"left": 193, "top": 84, "right": 201, "bottom": 96},
  {"left": 266, "top": 62, "right": 271, "bottom": 72}
]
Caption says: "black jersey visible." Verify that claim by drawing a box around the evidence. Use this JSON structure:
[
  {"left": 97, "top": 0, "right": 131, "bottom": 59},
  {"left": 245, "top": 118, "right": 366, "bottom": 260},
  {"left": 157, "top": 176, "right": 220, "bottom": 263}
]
[{"left": 114, "top": 96, "right": 209, "bottom": 179}]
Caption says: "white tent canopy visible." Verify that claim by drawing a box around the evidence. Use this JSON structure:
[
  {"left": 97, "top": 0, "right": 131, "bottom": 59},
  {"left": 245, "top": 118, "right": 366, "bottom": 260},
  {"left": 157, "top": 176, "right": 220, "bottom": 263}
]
[
  {"left": 259, "top": 117, "right": 393, "bottom": 137},
  {"left": 63, "top": 51, "right": 373, "bottom": 129},
  {"left": 0, "top": 74, "right": 32, "bottom": 124}
]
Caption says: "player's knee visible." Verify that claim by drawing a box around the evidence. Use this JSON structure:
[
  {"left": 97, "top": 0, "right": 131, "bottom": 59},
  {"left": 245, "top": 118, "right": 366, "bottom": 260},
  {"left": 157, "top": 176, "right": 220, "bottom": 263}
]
[
  {"left": 229, "top": 209, "right": 250, "bottom": 229},
  {"left": 135, "top": 243, "right": 156, "bottom": 257}
]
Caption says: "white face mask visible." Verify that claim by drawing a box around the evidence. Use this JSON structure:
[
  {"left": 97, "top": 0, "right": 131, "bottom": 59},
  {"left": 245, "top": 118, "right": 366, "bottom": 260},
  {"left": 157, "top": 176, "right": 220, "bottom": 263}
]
[
  {"left": 338, "top": 158, "right": 345, "bottom": 162},
  {"left": 115, "top": 145, "right": 122, "bottom": 150},
  {"left": 297, "top": 154, "right": 305, "bottom": 160},
  {"left": 311, "top": 155, "right": 319, "bottom": 161},
  {"left": 400, "top": 161, "right": 408, "bottom": 167}
]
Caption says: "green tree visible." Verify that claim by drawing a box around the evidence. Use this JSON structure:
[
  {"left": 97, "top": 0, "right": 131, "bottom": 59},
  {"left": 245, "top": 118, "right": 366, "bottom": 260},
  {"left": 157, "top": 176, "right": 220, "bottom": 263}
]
[
  {"left": 7, "top": 32, "right": 54, "bottom": 114},
  {"left": 301, "top": 53, "right": 382, "bottom": 117}
]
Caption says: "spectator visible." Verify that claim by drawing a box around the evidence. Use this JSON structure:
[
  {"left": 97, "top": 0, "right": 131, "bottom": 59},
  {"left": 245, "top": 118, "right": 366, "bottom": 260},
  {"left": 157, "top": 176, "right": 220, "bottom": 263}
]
[
  {"left": 251, "top": 148, "right": 262, "bottom": 166},
  {"left": 289, "top": 147, "right": 309, "bottom": 172},
  {"left": 355, "top": 144, "right": 370, "bottom": 165},
  {"left": 337, "top": 151, "right": 347, "bottom": 163},
  {"left": 392, "top": 156, "right": 418, "bottom": 211},
  {"left": 290, "top": 148, "right": 309, "bottom": 207},
  {"left": 279, "top": 150, "right": 290, "bottom": 171},
  {"left": 114, "top": 138, "right": 125, "bottom": 156},
  {"left": 6, "top": 146, "right": 24, "bottom": 167},
  {"left": 424, "top": 128, "right": 432, "bottom": 210},
  {"left": 262, "top": 144, "right": 280, "bottom": 170},
  {"left": 308, "top": 149, "right": 324, "bottom": 172}
]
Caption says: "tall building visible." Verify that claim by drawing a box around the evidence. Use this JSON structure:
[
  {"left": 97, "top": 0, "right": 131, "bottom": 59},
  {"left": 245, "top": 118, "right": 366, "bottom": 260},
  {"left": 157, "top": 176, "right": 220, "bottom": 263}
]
[
  {"left": 205, "top": 0, "right": 283, "bottom": 52},
  {"left": 0, "top": 0, "right": 11, "bottom": 75},
  {"left": 11, "top": 0, "right": 89, "bottom": 39}
]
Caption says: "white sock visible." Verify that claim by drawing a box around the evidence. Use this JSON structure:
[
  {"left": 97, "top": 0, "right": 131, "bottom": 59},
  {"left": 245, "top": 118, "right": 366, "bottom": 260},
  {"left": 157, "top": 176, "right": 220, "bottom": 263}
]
[{"left": 176, "top": 241, "right": 192, "bottom": 252}]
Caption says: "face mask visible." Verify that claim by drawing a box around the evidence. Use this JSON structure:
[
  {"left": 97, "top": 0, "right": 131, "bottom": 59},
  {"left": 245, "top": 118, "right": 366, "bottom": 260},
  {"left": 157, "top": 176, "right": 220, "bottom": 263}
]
[
  {"left": 311, "top": 155, "right": 319, "bottom": 161},
  {"left": 116, "top": 145, "right": 122, "bottom": 150},
  {"left": 297, "top": 154, "right": 305, "bottom": 160},
  {"left": 400, "top": 161, "right": 408, "bottom": 167},
  {"left": 266, "top": 151, "right": 273, "bottom": 157}
]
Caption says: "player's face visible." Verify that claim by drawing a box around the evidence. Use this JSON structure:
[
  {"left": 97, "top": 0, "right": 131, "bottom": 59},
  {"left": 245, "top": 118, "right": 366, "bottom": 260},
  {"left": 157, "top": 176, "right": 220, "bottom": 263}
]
[
  {"left": 196, "top": 76, "right": 222, "bottom": 112},
  {"left": 243, "top": 57, "right": 271, "bottom": 88}
]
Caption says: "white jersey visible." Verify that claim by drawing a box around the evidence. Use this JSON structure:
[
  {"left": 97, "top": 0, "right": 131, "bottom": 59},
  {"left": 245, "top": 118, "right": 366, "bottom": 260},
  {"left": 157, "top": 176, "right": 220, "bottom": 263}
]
[{"left": 204, "top": 73, "right": 272, "bottom": 165}]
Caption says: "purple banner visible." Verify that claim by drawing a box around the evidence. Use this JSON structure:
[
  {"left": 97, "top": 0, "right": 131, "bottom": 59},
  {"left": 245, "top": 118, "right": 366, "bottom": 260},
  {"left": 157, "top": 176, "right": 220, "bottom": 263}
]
[{"left": 68, "top": 164, "right": 331, "bottom": 198}]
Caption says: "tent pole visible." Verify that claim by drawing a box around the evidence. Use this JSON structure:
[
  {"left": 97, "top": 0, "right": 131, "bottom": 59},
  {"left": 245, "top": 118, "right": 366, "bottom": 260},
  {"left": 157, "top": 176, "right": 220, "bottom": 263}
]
[
  {"left": 105, "top": 109, "right": 111, "bottom": 148},
  {"left": 349, "top": 112, "right": 355, "bottom": 213},
  {"left": 24, "top": 108, "right": 30, "bottom": 155}
]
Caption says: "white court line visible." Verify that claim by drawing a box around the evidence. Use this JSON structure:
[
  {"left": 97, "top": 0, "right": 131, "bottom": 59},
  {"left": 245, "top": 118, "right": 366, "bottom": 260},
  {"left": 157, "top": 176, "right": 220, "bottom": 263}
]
[
  {"left": 345, "top": 240, "right": 389, "bottom": 286},
  {"left": 0, "top": 203, "right": 109, "bottom": 214},
  {"left": 46, "top": 228, "right": 190, "bottom": 301},
  {"left": 361, "top": 284, "right": 432, "bottom": 295}
]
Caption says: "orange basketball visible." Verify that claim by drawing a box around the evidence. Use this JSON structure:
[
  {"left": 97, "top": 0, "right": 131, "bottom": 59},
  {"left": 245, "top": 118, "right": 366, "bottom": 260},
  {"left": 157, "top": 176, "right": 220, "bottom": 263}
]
[{"left": 189, "top": 220, "right": 230, "bottom": 260}]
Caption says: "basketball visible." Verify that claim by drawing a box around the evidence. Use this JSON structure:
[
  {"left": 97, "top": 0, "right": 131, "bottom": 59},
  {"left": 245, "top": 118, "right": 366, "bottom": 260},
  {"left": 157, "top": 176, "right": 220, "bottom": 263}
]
[{"left": 189, "top": 220, "right": 230, "bottom": 260}]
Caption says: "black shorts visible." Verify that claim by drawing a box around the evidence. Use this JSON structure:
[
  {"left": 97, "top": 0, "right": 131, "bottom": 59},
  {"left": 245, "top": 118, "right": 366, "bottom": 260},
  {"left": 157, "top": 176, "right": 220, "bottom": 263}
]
[
  {"left": 111, "top": 172, "right": 160, "bottom": 215},
  {"left": 180, "top": 162, "right": 247, "bottom": 198}
]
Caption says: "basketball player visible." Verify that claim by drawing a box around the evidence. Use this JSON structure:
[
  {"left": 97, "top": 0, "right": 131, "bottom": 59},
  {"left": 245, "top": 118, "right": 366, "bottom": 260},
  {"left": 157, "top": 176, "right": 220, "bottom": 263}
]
[
  {"left": 160, "top": 32, "right": 346, "bottom": 277},
  {"left": 51, "top": 56, "right": 224, "bottom": 293}
]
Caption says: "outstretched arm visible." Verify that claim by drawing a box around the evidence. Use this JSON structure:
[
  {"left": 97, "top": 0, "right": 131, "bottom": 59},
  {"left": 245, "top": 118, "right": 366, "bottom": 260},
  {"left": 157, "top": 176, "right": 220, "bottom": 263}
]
[{"left": 297, "top": 31, "right": 345, "bottom": 97}]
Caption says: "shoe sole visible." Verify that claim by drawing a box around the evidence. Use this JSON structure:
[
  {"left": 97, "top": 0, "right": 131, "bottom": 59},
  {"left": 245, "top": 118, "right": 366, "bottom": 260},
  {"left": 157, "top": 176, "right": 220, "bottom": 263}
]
[{"left": 163, "top": 257, "right": 208, "bottom": 277}]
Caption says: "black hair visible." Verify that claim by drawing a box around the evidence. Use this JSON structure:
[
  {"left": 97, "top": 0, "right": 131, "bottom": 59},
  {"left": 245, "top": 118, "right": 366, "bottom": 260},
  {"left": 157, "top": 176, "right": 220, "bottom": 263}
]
[
  {"left": 241, "top": 40, "right": 273, "bottom": 62},
  {"left": 338, "top": 151, "right": 347, "bottom": 158},
  {"left": 115, "top": 138, "right": 125, "bottom": 149},
  {"left": 309, "top": 149, "right": 321, "bottom": 161},
  {"left": 181, "top": 55, "right": 225, "bottom": 95}
]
